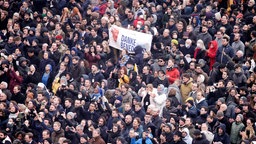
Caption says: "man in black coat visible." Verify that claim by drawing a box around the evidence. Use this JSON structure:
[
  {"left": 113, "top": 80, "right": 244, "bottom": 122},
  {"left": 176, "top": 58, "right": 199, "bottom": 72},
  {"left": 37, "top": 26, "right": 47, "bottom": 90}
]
[{"left": 192, "top": 129, "right": 209, "bottom": 144}]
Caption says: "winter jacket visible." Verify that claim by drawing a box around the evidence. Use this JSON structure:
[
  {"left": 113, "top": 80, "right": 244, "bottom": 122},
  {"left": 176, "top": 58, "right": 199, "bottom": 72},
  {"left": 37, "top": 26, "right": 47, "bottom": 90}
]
[
  {"left": 216, "top": 44, "right": 235, "bottom": 64},
  {"left": 166, "top": 67, "right": 180, "bottom": 84},
  {"left": 213, "top": 124, "right": 230, "bottom": 144},
  {"left": 232, "top": 71, "right": 247, "bottom": 87},
  {"left": 195, "top": 98, "right": 208, "bottom": 112},
  {"left": 230, "top": 121, "right": 245, "bottom": 144},
  {"left": 51, "top": 129, "right": 65, "bottom": 144},
  {"left": 192, "top": 133, "right": 209, "bottom": 144},
  {"left": 88, "top": 71, "right": 104, "bottom": 83},
  {"left": 152, "top": 77, "right": 169, "bottom": 88},
  {"left": 180, "top": 78, "right": 193, "bottom": 103},
  {"left": 207, "top": 40, "right": 218, "bottom": 70},
  {"left": 131, "top": 137, "right": 153, "bottom": 144}
]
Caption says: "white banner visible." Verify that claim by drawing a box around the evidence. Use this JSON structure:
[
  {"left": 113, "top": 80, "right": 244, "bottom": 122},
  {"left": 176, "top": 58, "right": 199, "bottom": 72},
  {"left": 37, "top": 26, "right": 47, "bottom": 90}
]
[{"left": 109, "top": 25, "right": 153, "bottom": 53}]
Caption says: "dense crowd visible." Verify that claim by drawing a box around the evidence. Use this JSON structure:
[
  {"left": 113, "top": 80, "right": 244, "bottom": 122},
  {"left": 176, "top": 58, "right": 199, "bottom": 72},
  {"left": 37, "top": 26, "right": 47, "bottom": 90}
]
[{"left": 0, "top": 0, "right": 256, "bottom": 144}]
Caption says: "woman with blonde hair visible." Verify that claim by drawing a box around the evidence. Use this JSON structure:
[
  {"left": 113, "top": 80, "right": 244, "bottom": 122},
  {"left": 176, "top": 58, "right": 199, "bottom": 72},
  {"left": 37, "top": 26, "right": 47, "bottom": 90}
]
[
  {"left": 60, "top": 7, "right": 70, "bottom": 24},
  {"left": 193, "top": 39, "right": 207, "bottom": 62},
  {"left": 118, "top": 66, "right": 129, "bottom": 87}
]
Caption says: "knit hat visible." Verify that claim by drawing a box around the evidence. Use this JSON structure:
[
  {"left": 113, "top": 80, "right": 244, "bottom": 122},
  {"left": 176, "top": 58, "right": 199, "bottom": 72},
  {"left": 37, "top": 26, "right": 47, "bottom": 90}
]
[
  {"left": 186, "top": 99, "right": 194, "bottom": 106},
  {"left": 171, "top": 39, "right": 179, "bottom": 45},
  {"left": 237, "top": 114, "right": 244, "bottom": 121},
  {"left": 193, "top": 129, "right": 201, "bottom": 136},
  {"left": 165, "top": 123, "right": 173, "bottom": 130},
  {"left": 67, "top": 112, "right": 75, "bottom": 119},
  {"left": 55, "top": 35, "right": 63, "bottom": 40},
  {"left": 218, "top": 98, "right": 226, "bottom": 104},
  {"left": 38, "top": 82, "right": 45, "bottom": 88}
]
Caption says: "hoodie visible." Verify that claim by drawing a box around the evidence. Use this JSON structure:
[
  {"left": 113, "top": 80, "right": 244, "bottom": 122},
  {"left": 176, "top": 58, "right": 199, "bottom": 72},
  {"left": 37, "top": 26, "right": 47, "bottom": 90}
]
[
  {"left": 182, "top": 128, "right": 193, "bottom": 144},
  {"left": 213, "top": 124, "right": 230, "bottom": 144}
]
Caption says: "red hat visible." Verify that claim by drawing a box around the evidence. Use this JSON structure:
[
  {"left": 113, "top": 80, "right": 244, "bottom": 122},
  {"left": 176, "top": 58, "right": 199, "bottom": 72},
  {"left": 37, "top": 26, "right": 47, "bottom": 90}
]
[{"left": 56, "top": 35, "right": 63, "bottom": 40}]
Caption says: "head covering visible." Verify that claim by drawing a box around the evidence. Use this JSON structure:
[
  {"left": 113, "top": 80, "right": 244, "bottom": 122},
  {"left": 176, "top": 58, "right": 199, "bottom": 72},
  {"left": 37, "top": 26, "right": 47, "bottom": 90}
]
[
  {"left": 55, "top": 35, "right": 63, "bottom": 40},
  {"left": 218, "top": 98, "right": 226, "bottom": 104},
  {"left": 165, "top": 123, "right": 173, "bottom": 130},
  {"left": 193, "top": 129, "right": 201, "bottom": 136},
  {"left": 67, "top": 112, "right": 75, "bottom": 119},
  {"left": 237, "top": 114, "right": 244, "bottom": 121},
  {"left": 186, "top": 99, "right": 194, "bottom": 106}
]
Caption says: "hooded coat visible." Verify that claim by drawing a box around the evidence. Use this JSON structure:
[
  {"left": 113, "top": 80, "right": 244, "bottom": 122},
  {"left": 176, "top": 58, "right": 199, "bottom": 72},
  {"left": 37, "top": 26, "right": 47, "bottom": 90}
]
[
  {"left": 182, "top": 128, "right": 193, "bottom": 144},
  {"left": 207, "top": 40, "right": 218, "bottom": 70},
  {"left": 213, "top": 124, "right": 230, "bottom": 144}
]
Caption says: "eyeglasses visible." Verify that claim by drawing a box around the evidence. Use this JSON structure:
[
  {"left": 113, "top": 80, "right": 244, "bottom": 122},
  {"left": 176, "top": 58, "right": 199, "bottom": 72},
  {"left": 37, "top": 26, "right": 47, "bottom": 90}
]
[{"left": 158, "top": 60, "right": 164, "bottom": 62}]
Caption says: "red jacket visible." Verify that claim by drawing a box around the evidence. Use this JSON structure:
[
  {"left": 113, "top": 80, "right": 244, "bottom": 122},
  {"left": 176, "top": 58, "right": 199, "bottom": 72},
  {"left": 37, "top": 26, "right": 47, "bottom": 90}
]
[
  {"left": 207, "top": 40, "right": 218, "bottom": 70},
  {"left": 166, "top": 67, "right": 180, "bottom": 84}
]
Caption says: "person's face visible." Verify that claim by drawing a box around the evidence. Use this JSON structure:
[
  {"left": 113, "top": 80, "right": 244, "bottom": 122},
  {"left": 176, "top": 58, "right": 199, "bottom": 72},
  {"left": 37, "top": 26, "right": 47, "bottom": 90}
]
[
  {"left": 89, "top": 104, "right": 95, "bottom": 111},
  {"left": 133, "top": 119, "right": 139, "bottom": 127},
  {"left": 112, "top": 110, "right": 118, "bottom": 117},
  {"left": 176, "top": 23, "right": 183, "bottom": 31},
  {"left": 163, "top": 30, "right": 169, "bottom": 37},
  {"left": 218, "top": 81, "right": 224, "bottom": 88},
  {"left": 200, "top": 108, "right": 207, "bottom": 115},
  {"left": 236, "top": 115, "right": 242, "bottom": 122},
  {"left": 135, "top": 104, "right": 141, "bottom": 111},
  {"left": 24, "top": 14, "right": 30, "bottom": 20},
  {"left": 173, "top": 135, "right": 180, "bottom": 142},
  {"left": 91, "top": 30, "right": 96, "bottom": 36},
  {"left": 24, "top": 135, "right": 31, "bottom": 142},
  {"left": 65, "top": 100, "right": 71, "bottom": 108},
  {"left": 42, "top": 131, "right": 49, "bottom": 139},
  {"left": 98, "top": 118, "right": 104, "bottom": 126},
  {"left": 125, "top": 115, "right": 132, "bottom": 123},
  {"left": 53, "top": 123, "right": 60, "bottom": 131},
  {"left": 168, "top": 59, "right": 174, "bottom": 67},
  {"left": 92, "top": 130, "right": 99, "bottom": 138},
  {"left": 8, "top": 37, "right": 13, "bottom": 43},
  {"left": 222, "top": 39, "right": 228, "bottom": 46},
  {"left": 234, "top": 34, "right": 240, "bottom": 41},
  {"left": 218, "top": 128, "right": 223, "bottom": 134},
  {"left": 222, "top": 72, "right": 228, "bottom": 79},
  {"left": 13, "top": 86, "right": 19, "bottom": 94},
  {"left": 80, "top": 137, "right": 87, "bottom": 143},
  {"left": 201, "top": 123, "right": 208, "bottom": 131},
  {"left": 196, "top": 92, "right": 203, "bottom": 100},
  {"left": 144, "top": 115, "right": 151, "bottom": 123},
  {"left": 221, "top": 16, "right": 228, "bottom": 24},
  {"left": 182, "top": 77, "right": 189, "bottom": 83},
  {"left": 72, "top": 58, "right": 78, "bottom": 64},
  {"left": 142, "top": 66, "right": 149, "bottom": 74},
  {"left": 158, "top": 59, "right": 165, "bottom": 65},
  {"left": 91, "top": 65, "right": 97, "bottom": 72},
  {"left": 202, "top": 26, "right": 207, "bottom": 33}
]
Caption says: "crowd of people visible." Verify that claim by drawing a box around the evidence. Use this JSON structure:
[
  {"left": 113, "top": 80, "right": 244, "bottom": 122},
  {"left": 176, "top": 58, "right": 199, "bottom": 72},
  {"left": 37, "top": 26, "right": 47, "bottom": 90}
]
[{"left": 0, "top": 0, "right": 256, "bottom": 144}]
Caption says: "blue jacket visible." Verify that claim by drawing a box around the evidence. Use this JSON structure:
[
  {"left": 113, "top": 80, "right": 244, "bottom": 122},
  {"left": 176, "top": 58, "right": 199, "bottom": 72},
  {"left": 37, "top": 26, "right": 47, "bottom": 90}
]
[
  {"left": 216, "top": 44, "right": 235, "bottom": 64},
  {"left": 195, "top": 98, "right": 208, "bottom": 112},
  {"left": 131, "top": 137, "right": 153, "bottom": 144}
]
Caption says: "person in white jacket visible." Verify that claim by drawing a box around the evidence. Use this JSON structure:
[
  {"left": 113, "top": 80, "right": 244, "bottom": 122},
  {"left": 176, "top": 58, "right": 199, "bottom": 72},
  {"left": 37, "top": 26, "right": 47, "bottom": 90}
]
[
  {"left": 152, "top": 84, "right": 167, "bottom": 116},
  {"left": 201, "top": 123, "right": 214, "bottom": 144},
  {"left": 182, "top": 128, "right": 193, "bottom": 144}
]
